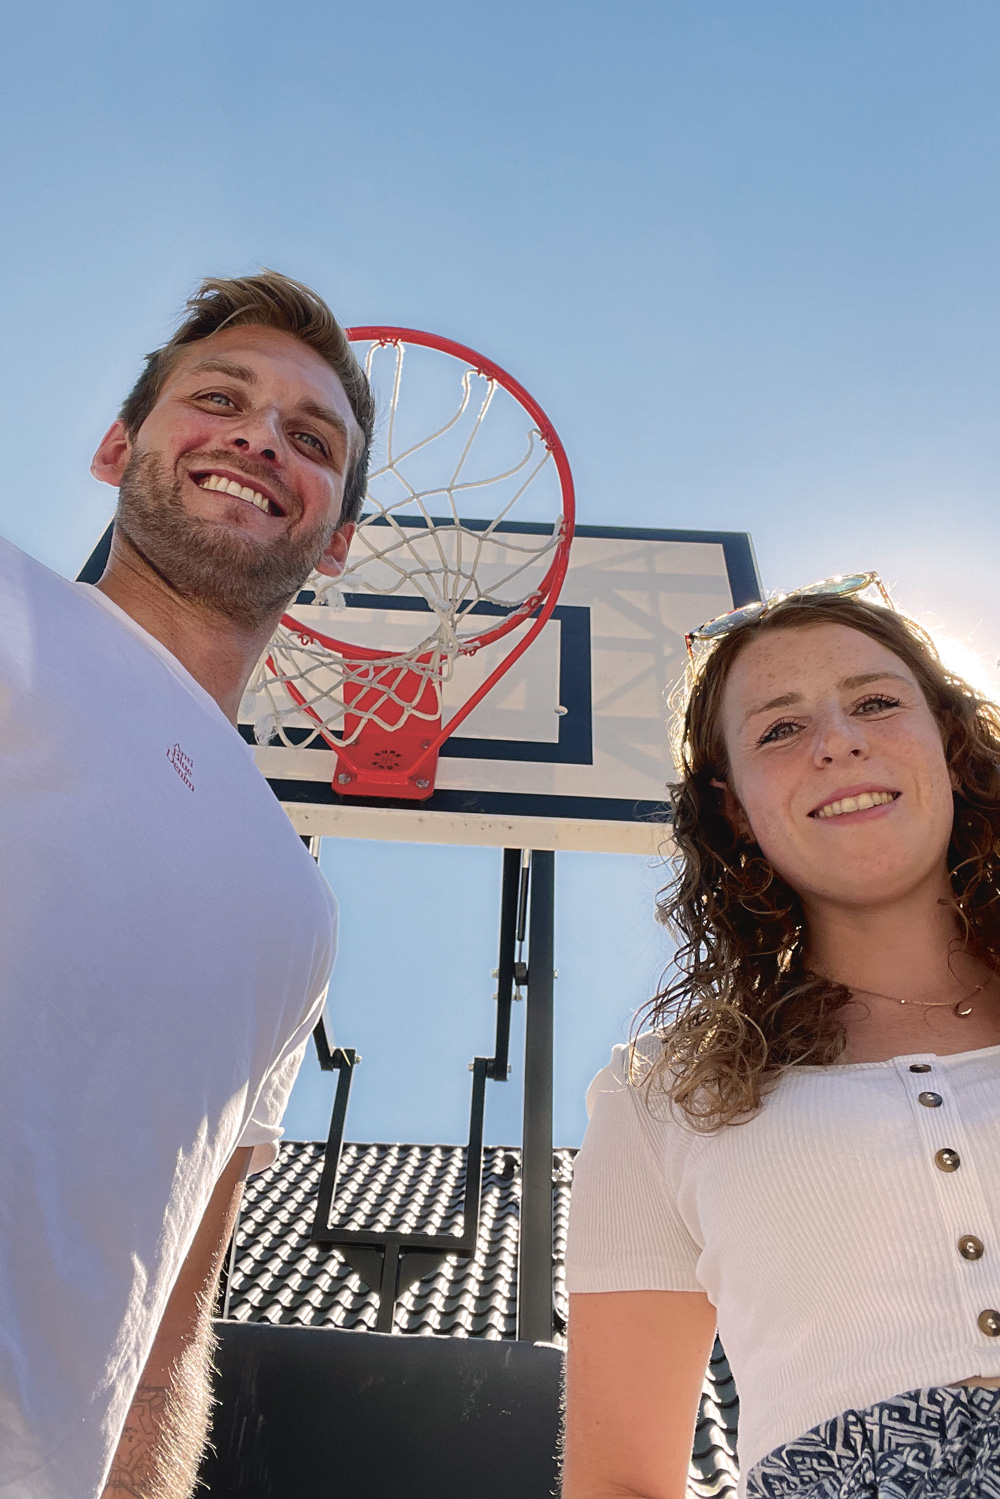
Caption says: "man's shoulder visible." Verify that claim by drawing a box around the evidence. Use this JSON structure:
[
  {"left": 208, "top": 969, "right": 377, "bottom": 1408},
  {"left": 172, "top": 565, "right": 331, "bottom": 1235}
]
[
  {"left": 0, "top": 534, "right": 76, "bottom": 601},
  {"left": 0, "top": 536, "right": 116, "bottom": 652}
]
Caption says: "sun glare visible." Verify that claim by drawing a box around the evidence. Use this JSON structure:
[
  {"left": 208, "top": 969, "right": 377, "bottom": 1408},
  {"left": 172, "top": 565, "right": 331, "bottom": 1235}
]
[{"left": 926, "top": 630, "right": 1000, "bottom": 703}]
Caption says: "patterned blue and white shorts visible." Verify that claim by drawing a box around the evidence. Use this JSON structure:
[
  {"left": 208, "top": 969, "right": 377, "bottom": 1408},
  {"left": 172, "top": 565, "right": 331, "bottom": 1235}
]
[{"left": 746, "top": 1386, "right": 1000, "bottom": 1498}]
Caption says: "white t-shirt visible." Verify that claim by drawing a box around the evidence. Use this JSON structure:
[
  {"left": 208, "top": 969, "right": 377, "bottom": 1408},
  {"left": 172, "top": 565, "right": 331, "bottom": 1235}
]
[
  {"left": 566, "top": 1034, "right": 1000, "bottom": 1491},
  {"left": 0, "top": 537, "right": 338, "bottom": 1498}
]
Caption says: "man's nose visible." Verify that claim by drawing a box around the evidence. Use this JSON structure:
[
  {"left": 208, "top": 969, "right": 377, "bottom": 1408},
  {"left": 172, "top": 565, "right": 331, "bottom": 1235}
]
[
  {"left": 228, "top": 406, "right": 283, "bottom": 462},
  {"left": 234, "top": 436, "right": 277, "bottom": 461}
]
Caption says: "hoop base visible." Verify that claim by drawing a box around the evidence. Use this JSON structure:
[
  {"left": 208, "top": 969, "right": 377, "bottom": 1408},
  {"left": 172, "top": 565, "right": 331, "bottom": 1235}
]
[
  {"left": 333, "top": 736, "right": 441, "bottom": 801},
  {"left": 332, "top": 652, "right": 442, "bottom": 801}
]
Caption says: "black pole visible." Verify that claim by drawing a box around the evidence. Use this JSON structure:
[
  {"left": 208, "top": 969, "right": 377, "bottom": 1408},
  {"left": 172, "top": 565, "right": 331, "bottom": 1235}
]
[
  {"left": 490, "top": 849, "right": 521, "bottom": 1081},
  {"left": 516, "top": 849, "right": 555, "bottom": 1343}
]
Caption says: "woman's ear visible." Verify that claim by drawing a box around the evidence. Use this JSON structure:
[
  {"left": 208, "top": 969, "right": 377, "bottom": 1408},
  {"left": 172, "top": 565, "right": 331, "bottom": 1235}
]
[{"left": 710, "top": 778, "right": 754, "bottom": 840}]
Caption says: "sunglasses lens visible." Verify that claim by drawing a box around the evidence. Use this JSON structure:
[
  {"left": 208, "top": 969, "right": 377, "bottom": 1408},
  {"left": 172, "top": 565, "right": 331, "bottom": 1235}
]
[
  {"left": 795, "top": 572, "right": 876, "bottom": 600},
  {"left": 694, "top": 601, "right": 766, "bottom": 641}
]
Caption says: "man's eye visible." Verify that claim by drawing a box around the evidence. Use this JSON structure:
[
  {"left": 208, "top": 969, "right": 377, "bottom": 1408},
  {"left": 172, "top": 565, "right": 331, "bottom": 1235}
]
[
  {"left": 199, "top": 391, "right": 234, "bottom": 408},
  {"left": 294, "top": 431, "right": 327, "bottom": 454},
  {"left": 758, "top": 719, "right": 801, "bottom": 746},
  {"left": 854, "top": 694, "right": 901, "bottom": 715}
]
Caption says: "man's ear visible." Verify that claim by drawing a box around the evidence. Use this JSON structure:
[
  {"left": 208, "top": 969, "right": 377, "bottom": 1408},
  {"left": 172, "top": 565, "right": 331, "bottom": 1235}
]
[
  {"left": 91, "top": 420, "right": 131, "bottom": 488},
  {"left": 710, "top": 777, "right": 754, "bottom": 840},
  {"left": 314, "top": 522, "right": 356, "bottom": 579}
]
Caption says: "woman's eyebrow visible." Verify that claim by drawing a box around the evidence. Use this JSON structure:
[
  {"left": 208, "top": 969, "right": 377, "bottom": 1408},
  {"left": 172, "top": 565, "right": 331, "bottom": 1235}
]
[
  {"left": 838, "top": 670, "right": 910, "bottom": 690},
  {"left": 743, "top": 671, "right": 910, "bottom": 725},
  {"left": 743, "top": 691, "right": 800, "bottom": 723}
]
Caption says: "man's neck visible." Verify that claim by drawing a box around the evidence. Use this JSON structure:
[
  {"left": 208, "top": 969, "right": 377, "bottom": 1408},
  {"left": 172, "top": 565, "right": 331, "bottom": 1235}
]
[{"left": 95, "top": 533, "right": 277, "bottom": 724}]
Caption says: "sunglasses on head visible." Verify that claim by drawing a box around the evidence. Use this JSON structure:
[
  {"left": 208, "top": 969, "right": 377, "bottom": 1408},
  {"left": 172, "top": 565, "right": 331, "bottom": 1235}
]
[{"left": 685, "top": 572, "right": 894, "bottom": 660}]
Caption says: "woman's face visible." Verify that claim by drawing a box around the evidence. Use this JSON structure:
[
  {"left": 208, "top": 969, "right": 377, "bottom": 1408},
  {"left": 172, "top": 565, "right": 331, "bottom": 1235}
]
[{"left": 717, "top": 622, "right": 955, "bottom": 910}]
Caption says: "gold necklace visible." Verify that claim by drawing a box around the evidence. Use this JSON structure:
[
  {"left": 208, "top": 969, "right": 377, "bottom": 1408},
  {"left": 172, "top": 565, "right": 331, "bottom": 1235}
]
[{"left": 851, "top": 982, "right": 984, "bottom": 1019}]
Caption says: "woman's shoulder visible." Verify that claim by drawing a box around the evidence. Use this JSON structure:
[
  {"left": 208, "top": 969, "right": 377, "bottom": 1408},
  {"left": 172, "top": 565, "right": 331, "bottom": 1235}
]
[
  {"left": 584, "top": 1032, "right": 700, "bottom": 1145},
  {"left": 578, "top": 1034, "right": 706, "bottom": 1199},
  {"left": 585, "top": 1031, "right": 666, "bottom": 1105}
]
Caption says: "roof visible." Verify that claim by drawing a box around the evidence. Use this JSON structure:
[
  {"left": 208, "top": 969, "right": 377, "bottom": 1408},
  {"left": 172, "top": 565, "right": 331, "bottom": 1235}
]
[{"left": 226, "top": 1140, "right": 739, "bottom": 1497}]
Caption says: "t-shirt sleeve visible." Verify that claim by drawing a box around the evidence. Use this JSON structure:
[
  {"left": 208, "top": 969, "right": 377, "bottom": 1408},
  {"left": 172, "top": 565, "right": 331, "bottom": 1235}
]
[
  {"left": 236, "top": 987, "right": 328, "bottom": 1175},
  {"left": 237, "top": 876, "right": 339, "bottom": 1175},
  {"left": 565, "top": 1037, "right": 704, "bottom": 1294}
]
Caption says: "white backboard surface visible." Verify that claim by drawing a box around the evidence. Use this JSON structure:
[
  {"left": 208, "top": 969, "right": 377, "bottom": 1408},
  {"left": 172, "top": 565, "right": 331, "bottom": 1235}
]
[{"left": 245, "top": 524, "right": 760, "bottom": 853}]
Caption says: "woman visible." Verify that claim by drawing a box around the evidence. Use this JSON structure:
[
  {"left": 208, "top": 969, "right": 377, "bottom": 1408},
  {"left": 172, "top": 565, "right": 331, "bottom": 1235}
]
[{"left": 563, "top": 576, "right": 1000, "bottom": 1499}]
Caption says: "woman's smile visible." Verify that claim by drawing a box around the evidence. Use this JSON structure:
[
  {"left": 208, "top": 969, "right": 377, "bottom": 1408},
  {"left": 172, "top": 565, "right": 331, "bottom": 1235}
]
[{"left": 809, "top": 786, "right": 901, "bottom": 822}]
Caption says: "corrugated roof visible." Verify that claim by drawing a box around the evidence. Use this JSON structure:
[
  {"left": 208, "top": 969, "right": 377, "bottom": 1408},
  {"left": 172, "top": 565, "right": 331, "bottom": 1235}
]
[{"left": 226, "top": 1140, "right": 738, "bottom": 1497}]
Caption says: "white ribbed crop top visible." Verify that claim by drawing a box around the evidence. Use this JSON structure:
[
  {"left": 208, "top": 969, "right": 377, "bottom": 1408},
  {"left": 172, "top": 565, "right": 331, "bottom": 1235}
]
[{"left": 564, "top": 1035, "right": 1000, "bottom": 1490}]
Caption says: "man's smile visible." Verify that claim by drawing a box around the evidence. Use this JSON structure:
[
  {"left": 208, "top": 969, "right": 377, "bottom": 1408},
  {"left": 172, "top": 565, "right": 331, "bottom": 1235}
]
[{"left": 189, "top": 466, "right": 287, "bottom": 518}]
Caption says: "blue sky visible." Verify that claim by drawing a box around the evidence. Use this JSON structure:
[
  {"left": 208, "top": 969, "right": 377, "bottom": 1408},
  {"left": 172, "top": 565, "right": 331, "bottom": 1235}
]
[{"left": 4, "top": 1, "right": 1000, "bottom": 1145}]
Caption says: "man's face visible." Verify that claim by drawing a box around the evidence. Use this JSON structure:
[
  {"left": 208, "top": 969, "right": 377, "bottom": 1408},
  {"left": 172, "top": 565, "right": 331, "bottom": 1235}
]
[{"left": 97, "top": 325, "right": 360, "bottom": 628}]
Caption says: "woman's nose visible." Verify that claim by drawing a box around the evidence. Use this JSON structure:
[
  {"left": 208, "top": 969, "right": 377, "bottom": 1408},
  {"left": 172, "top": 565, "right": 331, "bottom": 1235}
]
[{"left": 814, "top": 714, "right": 868, "bottom": 764}]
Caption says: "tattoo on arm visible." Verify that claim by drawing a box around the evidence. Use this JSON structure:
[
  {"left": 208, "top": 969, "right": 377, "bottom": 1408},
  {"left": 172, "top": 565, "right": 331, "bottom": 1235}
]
[{"left": 101, "top": 1313, "right": 216, "bottom": 1499}]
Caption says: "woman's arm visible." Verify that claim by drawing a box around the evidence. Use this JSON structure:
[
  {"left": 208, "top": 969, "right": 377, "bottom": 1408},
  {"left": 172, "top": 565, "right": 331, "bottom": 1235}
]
[{"left": 562, "top": 1289, "right": 718, "bottom": 1499}]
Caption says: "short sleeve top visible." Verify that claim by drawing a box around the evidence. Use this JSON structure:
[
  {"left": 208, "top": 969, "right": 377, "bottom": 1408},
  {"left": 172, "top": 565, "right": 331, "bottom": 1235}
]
[{"left": 565, "top": 1034, "right": 1000, "bottom": 1485}]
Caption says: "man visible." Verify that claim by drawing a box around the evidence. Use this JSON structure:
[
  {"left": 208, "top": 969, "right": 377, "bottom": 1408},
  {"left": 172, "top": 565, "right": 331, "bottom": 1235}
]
[{"left": 0, "top": 272, "right": 375, "bottom": 1498}]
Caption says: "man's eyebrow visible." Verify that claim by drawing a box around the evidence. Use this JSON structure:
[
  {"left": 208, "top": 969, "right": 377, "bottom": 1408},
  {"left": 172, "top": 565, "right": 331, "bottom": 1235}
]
[
  {"left": 182, "top": 357, "right": 259, "bottom": 384},
  {"left": 296, "top": 398, "right": 350, "bottom": 446},
  {"left": 743, "top": 671, "right": 910, "bottom": 724}
]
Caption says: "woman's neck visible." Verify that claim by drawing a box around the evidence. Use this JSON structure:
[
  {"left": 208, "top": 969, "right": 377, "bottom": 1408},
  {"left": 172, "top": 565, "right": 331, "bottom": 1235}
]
[
  {"left": 804, "top": 872, "right": 965, "bottom": 1000},
  {"left": 803, "top": 870, "right": 1000, "bottom": 1062}
]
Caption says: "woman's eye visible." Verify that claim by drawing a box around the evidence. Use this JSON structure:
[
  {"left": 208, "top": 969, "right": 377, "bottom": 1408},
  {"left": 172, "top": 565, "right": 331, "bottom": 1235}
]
[
  {"left": 294, "top": 431, "right": 327, "bottom": 454},
  {"left": 758, "top": 718, "right": 802, "bottom": 746},
  {"left": 854, "top": 694, "right": 901, "bottom": 716}
]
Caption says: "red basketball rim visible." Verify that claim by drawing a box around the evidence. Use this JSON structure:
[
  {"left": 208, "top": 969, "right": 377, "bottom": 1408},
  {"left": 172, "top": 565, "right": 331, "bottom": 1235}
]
[{"left": 273, "top": 327, "right": 576, "bottom": 768}]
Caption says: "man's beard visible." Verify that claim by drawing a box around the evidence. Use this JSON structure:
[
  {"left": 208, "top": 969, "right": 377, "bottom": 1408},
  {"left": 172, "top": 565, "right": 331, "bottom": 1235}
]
[{"left": 115, "top": 449, "right": 335, "bottom": 630}]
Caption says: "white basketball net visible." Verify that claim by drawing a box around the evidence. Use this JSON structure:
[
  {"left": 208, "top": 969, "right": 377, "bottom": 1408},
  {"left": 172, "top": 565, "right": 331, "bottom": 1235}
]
[{"left": 241, "top": 336, "right": 568, "bottom": 751}]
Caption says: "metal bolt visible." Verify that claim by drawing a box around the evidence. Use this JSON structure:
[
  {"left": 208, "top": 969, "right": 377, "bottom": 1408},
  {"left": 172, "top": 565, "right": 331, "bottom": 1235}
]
[
  {"left": 337, "top": 773, "right": 352, "bottom": 785},
  {"left": 491, "top": 968, "right": 499, "bottom": 978},
  {"left": 555, "top": 705, "right": 568, "bottom": 716},
  {"left": 415, "top": 777, "right": 430, "bottom": 789}
]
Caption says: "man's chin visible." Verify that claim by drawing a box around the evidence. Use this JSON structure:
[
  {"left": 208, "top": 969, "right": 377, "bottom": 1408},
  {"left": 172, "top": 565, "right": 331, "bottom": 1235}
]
[{"left": 116, "top": 449, "right": 328, "bottom": 629}]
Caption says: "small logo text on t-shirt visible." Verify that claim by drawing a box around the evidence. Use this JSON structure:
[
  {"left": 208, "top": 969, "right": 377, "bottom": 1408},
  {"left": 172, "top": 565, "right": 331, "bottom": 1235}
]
[{"left": 167, "top": 743, "right": 195, "bottom": 791}]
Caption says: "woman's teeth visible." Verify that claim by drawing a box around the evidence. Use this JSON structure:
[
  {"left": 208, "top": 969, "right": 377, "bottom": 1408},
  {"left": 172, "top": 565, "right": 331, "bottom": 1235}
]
[
  {"left": 814, "top": 791, "right": 897, "bottom": 819},
  {"left": 198, "top": 473, "right": 273, "bottom": 514}
]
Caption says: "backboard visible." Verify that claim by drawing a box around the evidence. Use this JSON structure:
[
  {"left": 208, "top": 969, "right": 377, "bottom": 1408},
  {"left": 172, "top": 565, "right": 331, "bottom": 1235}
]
[{"left": 243, "top": 522, "right": 759, "bottom": 854}]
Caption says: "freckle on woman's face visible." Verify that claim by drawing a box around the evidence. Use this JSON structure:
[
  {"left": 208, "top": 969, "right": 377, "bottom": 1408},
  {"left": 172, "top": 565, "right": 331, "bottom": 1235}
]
[{"left": 718, "top": 623, "right": 954, "bottom": 909}]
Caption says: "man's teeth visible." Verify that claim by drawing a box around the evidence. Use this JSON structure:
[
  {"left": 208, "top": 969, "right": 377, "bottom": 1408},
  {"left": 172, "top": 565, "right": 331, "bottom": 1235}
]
[
  {"left": 815, "top": 791, "right": 897, "bottom": 819},
  {"left": 198, "top": 473, "right": 273, "bottom": 514}
]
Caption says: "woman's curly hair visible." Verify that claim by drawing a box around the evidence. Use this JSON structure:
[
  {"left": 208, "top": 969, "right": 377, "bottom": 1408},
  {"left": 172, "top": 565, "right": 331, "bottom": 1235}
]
[{"left": 639, "top": 591, "right": 1000, "bottom": 1131}]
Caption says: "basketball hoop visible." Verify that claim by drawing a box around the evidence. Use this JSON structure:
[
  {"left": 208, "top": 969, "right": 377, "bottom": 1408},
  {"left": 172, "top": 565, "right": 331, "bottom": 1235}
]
[{"left": 243, "top": 328, "right": 575, "bottom": 801}]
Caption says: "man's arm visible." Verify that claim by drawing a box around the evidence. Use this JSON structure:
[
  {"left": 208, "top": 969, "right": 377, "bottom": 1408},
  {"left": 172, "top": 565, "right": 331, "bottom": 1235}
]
[{"left": 101, "top": 1147, "right": 252, "bottom": 1499}]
